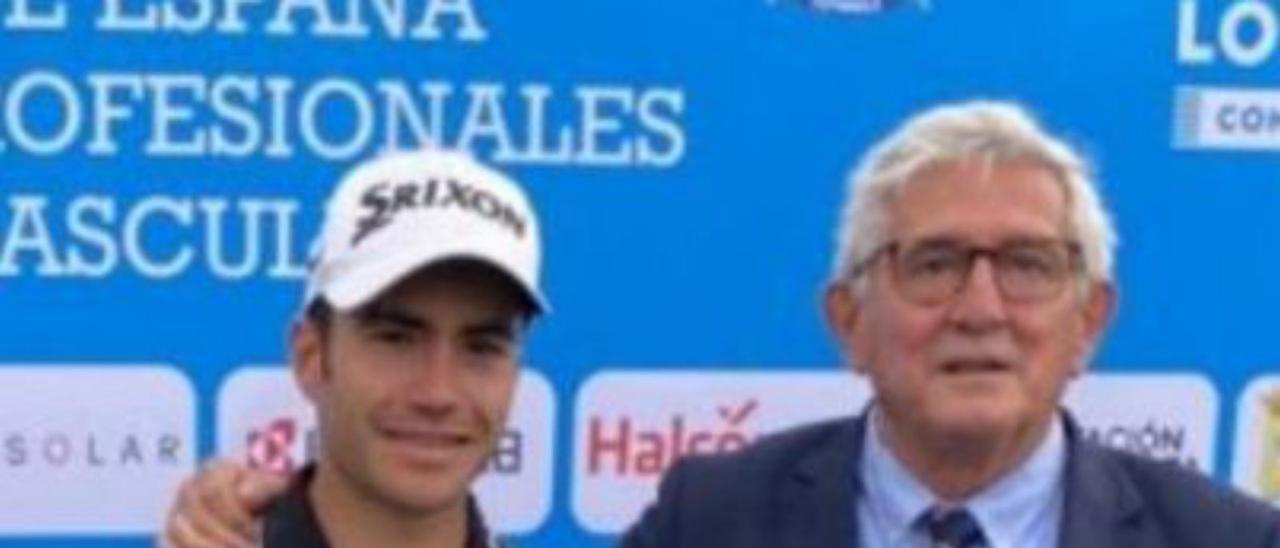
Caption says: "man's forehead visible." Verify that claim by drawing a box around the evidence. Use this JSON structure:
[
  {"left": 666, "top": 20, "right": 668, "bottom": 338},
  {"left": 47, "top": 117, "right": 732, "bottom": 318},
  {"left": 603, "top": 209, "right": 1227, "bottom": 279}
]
[
  {"left": 893, "top": 225, "right": 1069, "bottom": 248},
  {"left": 353, "top": 263, "right": 530, "bottom": 320},
  {"left": 885, "top": 160, "right": 1071, "bottom": 242},
  {"left": 892, "top": 158, "right": 1068, "bottom": 201}
]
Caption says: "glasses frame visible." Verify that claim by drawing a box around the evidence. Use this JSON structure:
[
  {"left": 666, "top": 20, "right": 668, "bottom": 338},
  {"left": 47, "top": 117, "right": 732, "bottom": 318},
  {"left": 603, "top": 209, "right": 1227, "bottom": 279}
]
[{"left": 849, "top": 238, "right": 1086, "bottom": 305}]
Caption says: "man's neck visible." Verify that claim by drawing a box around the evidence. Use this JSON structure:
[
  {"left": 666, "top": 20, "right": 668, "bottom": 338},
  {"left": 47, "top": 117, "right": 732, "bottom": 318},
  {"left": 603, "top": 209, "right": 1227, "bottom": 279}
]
[
  {"left": 309, "top": 462, "right": 469, "bottom": 548},
  {"left": 877, "top": 411, "right": 1055, "bottom": 502}
]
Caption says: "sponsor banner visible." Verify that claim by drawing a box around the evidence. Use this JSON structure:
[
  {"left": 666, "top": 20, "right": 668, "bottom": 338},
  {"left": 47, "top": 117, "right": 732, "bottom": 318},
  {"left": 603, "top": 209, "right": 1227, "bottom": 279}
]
[
  {"left": 1232, "top": 375, "right": 1280, "bottom": 503},
  {"left": 1173, "top": 0, "right": 1280, "bottom": 152},
  {"left": 216, "top": 367, "right": 316, "bottom": 474},
  {"left": 216, "top": 366, "right": 555, "bottom": 533},
  {"left": 1174, "top": 87, "right": 1280, "bottom": 151},
  {"left": 1063, "top": 373, "right": 1218, "bottom": 473},
  {"left": 571, "top": 370, "right": 871, "bottom": 533},
  {"left": 0, "top": 365, "right": 196, "bottom": 535},
  {"left": 485, "top": 370, "right": 555, "bottom": 534},
  {"left": 573, "top": 370, "right": 1219, "bottom": 533}
]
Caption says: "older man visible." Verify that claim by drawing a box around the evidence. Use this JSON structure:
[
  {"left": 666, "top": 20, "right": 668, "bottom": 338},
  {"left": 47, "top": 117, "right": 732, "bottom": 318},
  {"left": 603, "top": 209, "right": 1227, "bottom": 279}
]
[{"left": 621, "top": 101, "right": 1280, "bottom": 547}]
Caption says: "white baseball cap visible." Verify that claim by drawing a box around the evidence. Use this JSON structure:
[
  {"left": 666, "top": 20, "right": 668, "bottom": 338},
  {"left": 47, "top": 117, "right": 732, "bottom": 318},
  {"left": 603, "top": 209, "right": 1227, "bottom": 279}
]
[{"left": 303, "top": 148, "right": 547, "bottom": 314}]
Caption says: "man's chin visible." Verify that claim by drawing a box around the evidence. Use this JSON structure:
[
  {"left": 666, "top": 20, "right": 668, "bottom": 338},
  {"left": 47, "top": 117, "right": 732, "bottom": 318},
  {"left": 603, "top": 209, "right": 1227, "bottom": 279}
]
[
  {"left": 925, "top": 400, "right": 1024, "bottom": 443},
  {"left": 376, "top": 477, "right": 471, "bottom": 516},
  {"left": 368, "top": 458, "right": 477, "bottom": 514}
]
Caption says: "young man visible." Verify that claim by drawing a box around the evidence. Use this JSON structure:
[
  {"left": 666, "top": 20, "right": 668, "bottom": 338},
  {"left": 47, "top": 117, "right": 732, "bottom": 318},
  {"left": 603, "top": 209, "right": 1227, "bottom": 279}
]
[{"left": 161, "top": 149, "right": 546, "bottom": 548}]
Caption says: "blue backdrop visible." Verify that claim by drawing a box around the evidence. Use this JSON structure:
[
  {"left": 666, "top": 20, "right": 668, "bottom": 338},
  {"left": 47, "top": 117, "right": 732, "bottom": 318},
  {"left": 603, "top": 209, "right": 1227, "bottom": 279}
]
[{"left": 1, "top": 0, "right": 1278, "bottom": 546}]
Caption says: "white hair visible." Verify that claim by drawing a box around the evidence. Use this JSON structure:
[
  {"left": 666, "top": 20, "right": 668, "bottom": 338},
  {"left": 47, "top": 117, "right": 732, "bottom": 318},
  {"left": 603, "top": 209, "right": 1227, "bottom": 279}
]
[{"left": 830, "top": 100, "right": 1117, "bottom": 289}]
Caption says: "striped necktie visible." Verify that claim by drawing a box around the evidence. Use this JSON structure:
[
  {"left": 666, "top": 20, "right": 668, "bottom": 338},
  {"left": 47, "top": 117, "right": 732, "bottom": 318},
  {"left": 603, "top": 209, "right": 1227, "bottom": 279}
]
[{"left": 920, "top": 507, "right": 986, "bottom": 548}]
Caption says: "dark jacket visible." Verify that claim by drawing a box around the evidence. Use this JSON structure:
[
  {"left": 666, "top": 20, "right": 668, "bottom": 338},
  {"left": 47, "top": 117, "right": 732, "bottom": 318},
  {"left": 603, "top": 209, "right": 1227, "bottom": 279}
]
[
  {"left": 621, "top": 413, "right": 1280, "bottom": 548},
  {"left": 260, "top": 464, "right": 501, "bottom": 548}
]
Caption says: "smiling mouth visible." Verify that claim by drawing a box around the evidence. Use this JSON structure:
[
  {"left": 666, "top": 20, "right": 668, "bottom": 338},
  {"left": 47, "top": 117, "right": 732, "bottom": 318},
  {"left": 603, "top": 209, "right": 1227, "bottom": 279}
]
[
  {"left": 382, "top": 429, "right": 472, "bottom": 451},
  {"left": 940, "top": 359, "right": 1012, "bottom": 375}
]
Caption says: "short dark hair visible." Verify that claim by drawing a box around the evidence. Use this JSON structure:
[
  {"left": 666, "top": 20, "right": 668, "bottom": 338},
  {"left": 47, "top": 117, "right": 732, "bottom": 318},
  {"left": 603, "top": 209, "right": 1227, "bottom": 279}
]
[
  {"left": 302, "top": 277, "right": 536, "bottom": 334},
  {"left": 304, "top": 297, "right": 334, "bottom": 331}
]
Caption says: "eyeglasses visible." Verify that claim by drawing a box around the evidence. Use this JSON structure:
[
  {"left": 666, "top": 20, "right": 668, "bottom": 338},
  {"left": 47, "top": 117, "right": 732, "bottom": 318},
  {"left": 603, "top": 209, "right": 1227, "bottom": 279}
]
[{"left": 850, "top": 238, "right": 1084, "bottom": 305}]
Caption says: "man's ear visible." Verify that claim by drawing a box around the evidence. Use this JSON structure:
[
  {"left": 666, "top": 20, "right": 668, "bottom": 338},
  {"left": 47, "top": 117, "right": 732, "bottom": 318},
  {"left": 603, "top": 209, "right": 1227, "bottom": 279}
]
[
  {"left": 291, "top": 319, "right": 327, "bottom": 403},
  {"left": 1073, "top": 281, "right": 1117, "bottom": 375},
  {"left": 824, "top": 280, "right": 869, "bottom": 374}
]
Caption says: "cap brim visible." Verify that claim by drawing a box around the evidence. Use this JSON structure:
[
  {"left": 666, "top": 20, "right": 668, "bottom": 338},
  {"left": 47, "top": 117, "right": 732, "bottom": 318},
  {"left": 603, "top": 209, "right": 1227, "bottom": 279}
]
[{"left": 321, "top": 245, "right": 548, "bottom": 315}]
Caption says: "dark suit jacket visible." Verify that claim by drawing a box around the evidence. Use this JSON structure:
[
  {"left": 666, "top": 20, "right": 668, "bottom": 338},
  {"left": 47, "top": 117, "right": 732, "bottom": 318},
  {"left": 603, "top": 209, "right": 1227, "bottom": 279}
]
[{"left": 620, "top": 413, "right": 1280, "bottom": 548}]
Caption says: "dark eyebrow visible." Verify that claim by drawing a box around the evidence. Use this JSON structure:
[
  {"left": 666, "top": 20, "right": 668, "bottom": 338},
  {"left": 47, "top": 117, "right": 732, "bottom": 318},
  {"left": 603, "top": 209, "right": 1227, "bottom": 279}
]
[
  {"left": 463, "top": 320, "right": 519, "bottom": 341},
  {"left": 357, "top": 302, "right": 523, "bottom": 339},
  {"left": 355, "top": 304, "right": 425, "bottom": 330}
]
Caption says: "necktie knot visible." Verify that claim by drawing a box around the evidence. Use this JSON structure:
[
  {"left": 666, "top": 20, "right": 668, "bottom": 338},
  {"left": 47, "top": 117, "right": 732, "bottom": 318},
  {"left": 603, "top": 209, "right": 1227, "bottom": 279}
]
[{"left": 920, "top": 506, "right": 985, "bottom": 548}]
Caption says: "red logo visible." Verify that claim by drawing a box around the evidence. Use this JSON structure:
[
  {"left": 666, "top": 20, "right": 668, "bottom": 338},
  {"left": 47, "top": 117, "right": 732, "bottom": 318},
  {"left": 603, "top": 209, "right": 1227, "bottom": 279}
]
[
  {"left": 246, "top": 418, "right": 297, "bottom": 473},
  {"left": 587, "top": 399, "right": 761, "bottom": 477}
]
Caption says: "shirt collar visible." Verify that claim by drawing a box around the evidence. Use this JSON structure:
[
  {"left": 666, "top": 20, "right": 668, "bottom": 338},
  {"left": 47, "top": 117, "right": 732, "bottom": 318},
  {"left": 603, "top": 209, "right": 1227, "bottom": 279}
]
[
  {"left": 860, "top": 408, "right": 942, "bottom": 547},
  {"left": 859, "top": 408, "right": 1067, "bottom": 548},
  {"left": 966, "top": 415, "right": 1066, "bottom": 548}
]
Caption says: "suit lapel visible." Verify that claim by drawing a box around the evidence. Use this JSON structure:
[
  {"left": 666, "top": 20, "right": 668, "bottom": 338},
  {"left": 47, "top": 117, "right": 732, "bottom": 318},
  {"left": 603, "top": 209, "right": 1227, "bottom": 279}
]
[
  {"left": 778, "top": 416, "right": 864, "bottom": 548},
  {"left": 1058, "top": 414, "right": 1146, "bottom": 548},
  {"left": 771, "top": 412, "right": 1153, "bottom": 548}
]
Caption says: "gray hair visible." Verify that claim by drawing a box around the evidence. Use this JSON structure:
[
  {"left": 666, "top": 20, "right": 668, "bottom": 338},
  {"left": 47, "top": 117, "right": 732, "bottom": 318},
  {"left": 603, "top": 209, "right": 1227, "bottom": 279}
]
[{"left": 830, "top": 100, "right": 1117, "bottom": 289}]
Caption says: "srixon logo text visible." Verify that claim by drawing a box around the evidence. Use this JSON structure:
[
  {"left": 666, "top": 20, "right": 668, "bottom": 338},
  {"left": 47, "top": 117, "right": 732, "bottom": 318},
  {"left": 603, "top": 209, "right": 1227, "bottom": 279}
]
[{"left": 352, "top": 178, "right": 527, "bottom": 246}]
